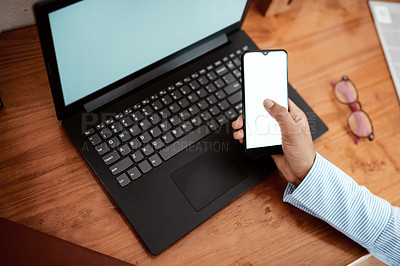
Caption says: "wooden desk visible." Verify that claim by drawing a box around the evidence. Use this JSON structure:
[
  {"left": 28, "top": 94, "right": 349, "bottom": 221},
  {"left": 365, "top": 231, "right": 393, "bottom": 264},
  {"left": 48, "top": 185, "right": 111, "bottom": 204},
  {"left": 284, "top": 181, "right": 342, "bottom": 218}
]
[{"left": 1, "top": 0, "right": 400, "bottom": 264}]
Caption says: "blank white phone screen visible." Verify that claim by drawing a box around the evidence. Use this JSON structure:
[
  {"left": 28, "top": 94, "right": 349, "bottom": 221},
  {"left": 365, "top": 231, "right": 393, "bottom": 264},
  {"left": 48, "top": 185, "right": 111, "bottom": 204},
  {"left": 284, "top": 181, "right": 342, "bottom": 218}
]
[{"left": 243, "top": 51, "right": 288, "bottom": 149}]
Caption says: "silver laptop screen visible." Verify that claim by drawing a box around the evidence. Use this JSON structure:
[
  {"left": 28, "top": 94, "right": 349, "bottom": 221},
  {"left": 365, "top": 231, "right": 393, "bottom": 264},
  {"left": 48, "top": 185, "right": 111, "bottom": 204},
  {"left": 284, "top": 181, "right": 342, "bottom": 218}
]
[{"left": 48, "top": 0, "right": 247, "bottom": 106}]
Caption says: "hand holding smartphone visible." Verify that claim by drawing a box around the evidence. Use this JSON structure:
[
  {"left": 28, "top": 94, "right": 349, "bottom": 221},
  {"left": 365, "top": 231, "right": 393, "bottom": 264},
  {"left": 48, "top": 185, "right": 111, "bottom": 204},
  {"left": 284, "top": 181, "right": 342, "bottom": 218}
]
[{"left": 242, "top": 50, "right": 288, "bottom": 157}]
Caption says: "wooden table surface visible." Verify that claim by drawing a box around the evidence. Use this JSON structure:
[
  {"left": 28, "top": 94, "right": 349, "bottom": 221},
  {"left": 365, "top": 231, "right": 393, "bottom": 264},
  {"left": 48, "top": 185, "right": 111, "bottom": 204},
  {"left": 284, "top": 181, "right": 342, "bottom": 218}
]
[{"left": 1, "top": 0, "right": 400, "bottom": 264}]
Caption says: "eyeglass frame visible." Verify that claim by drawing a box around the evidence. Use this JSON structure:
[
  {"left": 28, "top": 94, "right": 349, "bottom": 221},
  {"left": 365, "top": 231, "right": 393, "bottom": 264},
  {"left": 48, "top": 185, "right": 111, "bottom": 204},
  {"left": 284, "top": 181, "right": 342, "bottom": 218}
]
[{"left": 330, "top": 75, "right": 374, "bottom": 144}]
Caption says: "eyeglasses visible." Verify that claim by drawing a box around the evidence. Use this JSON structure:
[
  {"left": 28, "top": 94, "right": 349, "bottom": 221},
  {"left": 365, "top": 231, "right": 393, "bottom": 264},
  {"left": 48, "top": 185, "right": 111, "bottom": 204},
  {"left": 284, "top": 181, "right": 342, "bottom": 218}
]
[{"left": 330, "top": 76, "right": 374, "bottom": 144}]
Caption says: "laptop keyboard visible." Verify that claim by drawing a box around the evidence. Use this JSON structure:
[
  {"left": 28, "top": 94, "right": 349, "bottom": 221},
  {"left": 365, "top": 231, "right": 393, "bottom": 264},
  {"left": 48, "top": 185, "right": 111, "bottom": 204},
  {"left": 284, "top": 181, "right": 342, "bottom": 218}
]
[{"left": 84, "top": 45, "right": 248, "bottom": 188}]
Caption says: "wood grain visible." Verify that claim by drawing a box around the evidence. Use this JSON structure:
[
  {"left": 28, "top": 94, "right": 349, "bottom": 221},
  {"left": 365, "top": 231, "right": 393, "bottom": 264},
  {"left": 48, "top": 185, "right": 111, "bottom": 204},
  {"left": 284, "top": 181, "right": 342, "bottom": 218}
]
[{"left": 1, "top": 0, "right": 400, "bottom": 264}]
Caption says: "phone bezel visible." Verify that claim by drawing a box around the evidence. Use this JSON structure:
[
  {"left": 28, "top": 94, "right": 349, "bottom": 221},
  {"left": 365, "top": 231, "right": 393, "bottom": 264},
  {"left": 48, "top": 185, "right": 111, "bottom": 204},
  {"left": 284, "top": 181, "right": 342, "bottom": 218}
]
[{"left": 241, "top": 49, "right": 288, "bottom": 157}]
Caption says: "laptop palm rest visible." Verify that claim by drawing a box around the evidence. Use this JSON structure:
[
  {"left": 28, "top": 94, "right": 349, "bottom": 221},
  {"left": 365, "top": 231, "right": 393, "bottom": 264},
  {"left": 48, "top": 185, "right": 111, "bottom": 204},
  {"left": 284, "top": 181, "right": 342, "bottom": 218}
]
[{"left": 171, "top": 151, "right": 247, "bottom": 211}]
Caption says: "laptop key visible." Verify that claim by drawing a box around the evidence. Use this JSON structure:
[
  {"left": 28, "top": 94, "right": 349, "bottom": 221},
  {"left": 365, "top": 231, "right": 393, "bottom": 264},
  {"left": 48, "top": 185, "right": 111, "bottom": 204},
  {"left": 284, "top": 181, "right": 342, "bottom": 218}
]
[
  {"left": 129, "top": 138, "right": 142, "bottom": 150},
  {"left": 181, "top": 121, "right": 193, "bottom": 132},
  {"left": 207, "top": 119, "right": 219, "bottom": 131},
  {"left": 226, "top": 61, "right": 235, "bottom": 70},
  {"left": 118, "top": 144, "right": 131, "bottom": 156},
  {"left": 222, "top": 73, "right": 236, "bottom": 85},
  {"left": 149, "top": 113, "right": 161, "bottom": 124},
  {"left": 121, "top": 117, "right": 133, "bottom": 127},
  {"left": 178, "top": 111, "right": 191, "bottom": 121},
  {"left": 196, "top": 88, "right": 207, "bottom": 98},
  {"left": 188, "top": 105, "right": 200, "bottom": 116},
  {"left": 95, "top": 142, "right": 110, "bottom": 155},
  {"left": 159, "top": 124, "right": 211, "bottom": 161},
  {"left": 152, "top": 138, "right": 165, "bottom": 150},
  {"left": 139, "top": 119, "right": 152, "bottom": 130},
  {"left": 197, "top": 100, "right": 209, "bottom": 110},
  {"left": 105, "top": 117, "right": 114, "bottom": 125},
  {"left": 131, "top": 111, "right": 144, "bottom": 122},
  {"left": 197, "top": 76, "right": 209, "bottom": 86},
  {"left": 139, "top": 132, "right": 152, "bottom": 144},
  {"left": 225, "top": 108, "right": 238, "bottom": 120},
  {"left": 107, "top": 136, "right": 120, "bottom": 149},
  {"left": 232, "top": 69, "right": 241, "bottom": 79},
  {"left": 172, "top": 127, "right": 185, "bottom": 138},
  {"left": 209, "top": 106, "right": 221, "bottom": 116},
  {"left": 99, "top": 128, "right": 113, "bottom": 139},
  {"left": 151, "top": 100, "right": 163, "bottom": 111},
  {"left": 110, "top": 122, "right": 123, "bottom": 134},
  {"left": 216, "top": 114, "right": 228, "bottom": 125},
  {"left": 123, "top": 107, "right": 132, "bottom": 115},
  {"left": 215, "top": 65, "right": 228, "bottom": 76},
  {"left": 89, "top": 134, "right": 101, "bottom": 145},
  {"left": 205, "top": 83, "right": 217, "bottom": 93},
  {"left": 168, "top": 103, "right": 181, "bottom": 113},
  {"left": 142, "top": 144, "right": 155, "bottom": 156},
  {"left": 235, "top": 103, "right": 243, "bottom": 114},
  {"left": 132, "top": 103, "right": 141, "bottom": 110},
  {"left": 160, "top": 95, "right": 173, "bottom": 105},
  {"left": 191, "top": 116, "right": 203, "bottom": 127},
  {"left": 206, "top": 95, "right": 218, "bottom": 105},
  {"left": 159, "top": 108, "right": 171, "bottom": 119},
  {"left": 223, "top": 81, "right": 241, "bottom": 95},
  {"left": 180, "top": 85, "right": 191, "bottom": 95},
  {"left": 188, "top": 80, "right": 200, "bottom": 90},
  {"left": 214, "top": 78, "right": 225, "bottom": 89},
  {"left": 109, "top": 157, "right": 133, "bottom": 176},
  {"left": 129, "top": 125, "right": 141, "bottom": 137},
  {"left": 159, "top": 121, "right": 172, "bottom": 132},
  {"left": 102, "top": 150, "right": 120, "bottom": 165},
  {"left": 84, "top": 128, "right": 95, "bottom": 136},
  {"left": 149, "top": 154, "right": 163, "bottom": 167},
  {"left": 218, "top": 100, "right": 230, "bottom": 111},
  {"left": 131, "top": 150, "right": 144, "bottom": 162},
  {"left": 138, "top": 160, "right": 152, "bottom": 174},
  {"left": 206, "top": 71, "right": 217, "bottom": 81},
  {"left": 116, "top": 173, "right": 131, "bottom": 187},
  {"left": 215, "top": 90, "right": 227, "bottom": 100},
  {"left": 162, "top": 132, "right": 175, "bottom": 144},
  {"left": 169, "top": 115, "right": 181, "bottom": 126},
  {"left": 114, "top": 113, "right": 124, "bottom": 120},
  {"left": 187, "top": 93, "right": 199, "bottom": 103},
  {"left": 233, "top": 57, "right": 241, "bottom": 67},
  {"left": 170, "top": 90, "right": 182, "bottom": 100},
  {"left": 227, "top": 90, "right": 242, "bottom": 105},
  {"left": 118, "top": 130, "right": 131, "bottom": 142},
  {"left": 141, "top": 105, "right": 153, "bottom": 116},
  {"left": 150, "top": 126, "right": 162, "bottom": 138},
  {"left": 127, "top": 167, "right": 141, "bottom": 181},
  {"left": 95, "top": 122, "right": 105, "bottom": 130},
  {"left": 178, "top": 97, "right": 190, "bottom": 108},
  {"left": 200, "top": 111, "right": 212, "bottom": 121}
]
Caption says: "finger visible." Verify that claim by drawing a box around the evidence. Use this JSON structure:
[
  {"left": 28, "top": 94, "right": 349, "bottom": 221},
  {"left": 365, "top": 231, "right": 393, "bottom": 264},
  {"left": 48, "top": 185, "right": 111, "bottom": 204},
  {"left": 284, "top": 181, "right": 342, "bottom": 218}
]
[
  {"left": 232, "top": 115, "right": 243, "bottom": 130},
  {"left": 263, "top": 99, "right": 296, "bottom": 132},
  {"left": 233, "top": 129, "right": 244, "bottom": 140},
  {"left": 288, "top": 99, "right": 306, "bottom": 122},
  {"left": 239, "top": 139, "right": 243, "bottom": 144},
  {"left": 271, "top": 154, "right": 285, "bottom": 170}
]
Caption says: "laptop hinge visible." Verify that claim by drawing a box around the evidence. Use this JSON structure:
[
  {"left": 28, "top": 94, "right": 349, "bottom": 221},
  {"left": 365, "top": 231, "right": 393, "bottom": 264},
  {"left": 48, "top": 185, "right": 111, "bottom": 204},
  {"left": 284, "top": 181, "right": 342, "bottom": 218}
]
[{"left": 84, "top": 33, "right": 229, "bottom": 113}]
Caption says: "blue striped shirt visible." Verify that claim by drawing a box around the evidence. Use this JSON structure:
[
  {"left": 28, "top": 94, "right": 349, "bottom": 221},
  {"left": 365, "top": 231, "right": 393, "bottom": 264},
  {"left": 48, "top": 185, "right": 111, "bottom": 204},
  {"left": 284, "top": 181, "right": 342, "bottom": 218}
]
[{"left": 283, "top": 153, "right": 400, "bottom": 265}]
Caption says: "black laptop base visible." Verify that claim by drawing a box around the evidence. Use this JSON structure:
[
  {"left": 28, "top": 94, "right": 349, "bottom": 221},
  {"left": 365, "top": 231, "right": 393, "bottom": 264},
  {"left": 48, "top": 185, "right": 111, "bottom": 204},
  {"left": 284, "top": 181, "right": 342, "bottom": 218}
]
[{"left": 62, "top": 30, "right": 328, "bottom": 255}]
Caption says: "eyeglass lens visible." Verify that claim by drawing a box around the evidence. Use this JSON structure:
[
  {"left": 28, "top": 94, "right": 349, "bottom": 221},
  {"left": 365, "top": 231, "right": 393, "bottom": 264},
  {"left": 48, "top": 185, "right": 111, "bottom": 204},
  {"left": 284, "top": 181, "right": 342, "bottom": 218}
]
[
  {"left": 348, "top": 110, "right": 373, "bottom": 138},
  {"left": 334, "top": 80, "right": 358, "bottom": 104}
]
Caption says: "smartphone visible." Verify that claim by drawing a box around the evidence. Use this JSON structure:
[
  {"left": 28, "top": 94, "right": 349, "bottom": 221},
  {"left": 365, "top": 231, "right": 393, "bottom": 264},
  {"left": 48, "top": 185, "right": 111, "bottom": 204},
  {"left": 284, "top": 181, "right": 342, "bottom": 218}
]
[{"left": 242, "top": 49, "right": 288, "bottom": 157}]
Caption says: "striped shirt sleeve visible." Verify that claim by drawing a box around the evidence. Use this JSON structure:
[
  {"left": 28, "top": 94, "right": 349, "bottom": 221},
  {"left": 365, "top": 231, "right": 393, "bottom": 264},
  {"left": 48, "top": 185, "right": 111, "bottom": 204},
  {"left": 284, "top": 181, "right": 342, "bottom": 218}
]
[{"left": 283, "top": 153, "right": 400, "bottom": 265}]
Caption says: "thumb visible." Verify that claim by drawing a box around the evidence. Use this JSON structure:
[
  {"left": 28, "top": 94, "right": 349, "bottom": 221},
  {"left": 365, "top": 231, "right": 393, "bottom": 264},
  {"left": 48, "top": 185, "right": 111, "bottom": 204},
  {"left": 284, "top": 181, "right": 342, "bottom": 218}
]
[{"left": 263, "top": 99, "right": 293, "bottom": 128}]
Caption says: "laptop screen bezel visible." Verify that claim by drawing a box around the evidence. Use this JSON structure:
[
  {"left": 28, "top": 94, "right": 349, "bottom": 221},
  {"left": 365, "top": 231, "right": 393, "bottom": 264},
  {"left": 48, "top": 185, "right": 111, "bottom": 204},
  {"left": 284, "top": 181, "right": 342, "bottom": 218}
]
[{"left": 34, "top": 0, "right": 252, "bottom": 120}]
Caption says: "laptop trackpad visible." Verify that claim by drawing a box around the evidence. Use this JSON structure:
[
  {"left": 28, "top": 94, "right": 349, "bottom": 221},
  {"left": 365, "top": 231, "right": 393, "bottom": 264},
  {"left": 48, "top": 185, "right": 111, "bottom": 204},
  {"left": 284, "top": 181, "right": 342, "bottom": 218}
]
[{"left": 171, "top": 151, "right": 247, "bottom": 212}]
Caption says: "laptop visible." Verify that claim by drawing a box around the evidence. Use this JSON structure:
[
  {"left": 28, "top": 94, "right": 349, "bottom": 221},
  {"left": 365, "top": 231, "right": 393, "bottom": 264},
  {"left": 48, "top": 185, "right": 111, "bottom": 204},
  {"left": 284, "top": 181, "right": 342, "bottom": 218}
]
[{"left": 34, "top": 0, "right": 328, "bottom": 255}]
